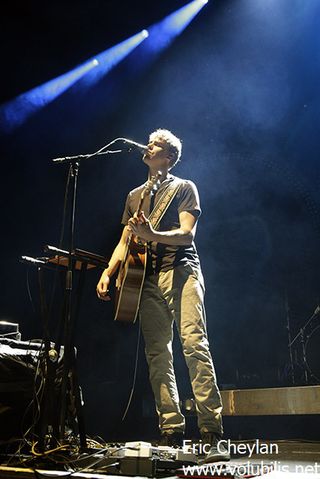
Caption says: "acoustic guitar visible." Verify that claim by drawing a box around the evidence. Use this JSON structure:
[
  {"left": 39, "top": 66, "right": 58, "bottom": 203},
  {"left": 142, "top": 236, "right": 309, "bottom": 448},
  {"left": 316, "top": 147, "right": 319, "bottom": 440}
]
[{"left": 114, "top": 172, "right": 161, "bottom": 323}]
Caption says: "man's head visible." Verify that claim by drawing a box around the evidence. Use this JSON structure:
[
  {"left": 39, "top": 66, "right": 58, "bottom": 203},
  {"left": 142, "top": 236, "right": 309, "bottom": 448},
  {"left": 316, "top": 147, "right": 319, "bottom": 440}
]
[{"left": 145, "top": 129, "right": 182, "bottom": 171}]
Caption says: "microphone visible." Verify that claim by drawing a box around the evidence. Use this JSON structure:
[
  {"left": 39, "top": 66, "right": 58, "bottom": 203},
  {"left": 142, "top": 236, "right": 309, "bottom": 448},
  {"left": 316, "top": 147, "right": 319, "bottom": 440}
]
[{"left": 122, "top": 139, "right": 148, "bottom": 153}]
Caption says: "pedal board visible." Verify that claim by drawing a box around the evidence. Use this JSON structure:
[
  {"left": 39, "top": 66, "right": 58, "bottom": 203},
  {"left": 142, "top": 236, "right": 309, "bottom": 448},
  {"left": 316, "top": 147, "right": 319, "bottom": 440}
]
[{"left": 77, "top": 441, "right": 198, "bottom": 476}]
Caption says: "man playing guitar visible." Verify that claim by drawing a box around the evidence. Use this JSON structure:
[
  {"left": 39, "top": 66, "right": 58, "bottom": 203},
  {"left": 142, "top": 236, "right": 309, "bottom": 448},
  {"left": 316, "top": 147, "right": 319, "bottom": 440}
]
[{"left": 96, "top": 129, "right": 229, "bottom": 463}]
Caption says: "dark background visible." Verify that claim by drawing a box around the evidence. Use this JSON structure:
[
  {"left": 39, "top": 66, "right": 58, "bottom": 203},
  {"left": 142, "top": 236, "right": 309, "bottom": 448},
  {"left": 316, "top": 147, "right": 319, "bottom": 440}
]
[{"left": 1, "top": 0, "right": 320, "bottom": 441}]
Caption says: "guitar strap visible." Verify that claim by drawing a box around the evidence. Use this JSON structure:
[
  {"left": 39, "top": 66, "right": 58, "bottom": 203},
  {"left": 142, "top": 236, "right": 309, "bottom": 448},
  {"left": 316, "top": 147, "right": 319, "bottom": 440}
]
[{"left": 147, "top": 177, "right": 182, "bottom": 230}]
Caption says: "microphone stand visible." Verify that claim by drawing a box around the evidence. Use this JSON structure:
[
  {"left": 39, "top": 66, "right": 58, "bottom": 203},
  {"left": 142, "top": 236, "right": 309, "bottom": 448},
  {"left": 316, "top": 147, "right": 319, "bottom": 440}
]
[
  {"left": 288, "top": 305, "right": 320, "bottom": 385},
  {"left": 285, "top": 290, "right": 295, "bottom": 385},
  {"left": 52, "top": 139, "right": 125, "bottom": 449}
]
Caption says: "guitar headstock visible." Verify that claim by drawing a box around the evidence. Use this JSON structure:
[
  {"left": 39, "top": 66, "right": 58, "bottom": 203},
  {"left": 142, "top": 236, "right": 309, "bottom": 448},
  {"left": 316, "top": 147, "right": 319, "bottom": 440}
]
[{"left": 141, "top": 171, "right": 162, "bottom": 199}]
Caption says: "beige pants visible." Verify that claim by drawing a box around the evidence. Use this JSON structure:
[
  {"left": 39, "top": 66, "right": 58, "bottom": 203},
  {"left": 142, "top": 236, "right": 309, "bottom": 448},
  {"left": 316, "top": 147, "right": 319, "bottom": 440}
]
[{"left": 139, "top": 264, "right": 223, "bottom": 435}]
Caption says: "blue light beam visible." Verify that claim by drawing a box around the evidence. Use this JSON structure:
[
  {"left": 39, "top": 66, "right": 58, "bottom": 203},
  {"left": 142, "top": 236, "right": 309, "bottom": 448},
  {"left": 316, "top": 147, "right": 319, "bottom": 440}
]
[
  {"left": 148, "top": 0, "right": 208, "bottom": 51},
  {"left": 78, "top": 30, "right": 148, "bottom": 88},
  {"left": 126, "top": 0, "right": 208, "bottom": 73},
  {"left": 0, "top": 29, "right": 148, "bottom": 134},
  {"left": 0, "top": 59, "right": 97, "bottom": 134}
]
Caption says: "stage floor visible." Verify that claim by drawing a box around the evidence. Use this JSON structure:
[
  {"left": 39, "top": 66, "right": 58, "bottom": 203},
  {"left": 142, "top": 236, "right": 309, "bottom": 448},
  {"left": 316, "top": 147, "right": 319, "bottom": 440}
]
[{"left": 0, "top": 440, "right": 319, "bottom": 478}]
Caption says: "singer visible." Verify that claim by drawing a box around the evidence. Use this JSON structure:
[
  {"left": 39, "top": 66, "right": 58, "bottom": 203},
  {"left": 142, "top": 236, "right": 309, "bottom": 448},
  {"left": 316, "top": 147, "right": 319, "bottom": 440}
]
[{"left": 96, "top": 128, "right": 229, "bottom": 463}]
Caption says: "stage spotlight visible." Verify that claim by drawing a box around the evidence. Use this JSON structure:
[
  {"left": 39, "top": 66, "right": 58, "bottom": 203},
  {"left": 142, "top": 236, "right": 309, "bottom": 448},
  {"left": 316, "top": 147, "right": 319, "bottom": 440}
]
[
  {"left": 128, "top": 0, "right": 208, "bottom": 70},
  {"left": 0, "top": 30, "right": 148, "bottom": 134},
  {"left": 0, "top": 59, "right": 97, "bottom": 134},
  {"left": 80, "top": 29, "right": 148, "bottom": 88},
  {"left": 162, "top": 0, "right": 209, "bottom": 36}
]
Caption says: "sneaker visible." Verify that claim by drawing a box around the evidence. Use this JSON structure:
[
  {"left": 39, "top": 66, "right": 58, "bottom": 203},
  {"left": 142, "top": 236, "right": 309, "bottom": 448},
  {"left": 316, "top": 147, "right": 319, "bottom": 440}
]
[
  {"left": 200, "top": 433, "right": 231, "bottom": 463},
  {"left": 158, "top": 431, "right": 184, "bottom": 448}
]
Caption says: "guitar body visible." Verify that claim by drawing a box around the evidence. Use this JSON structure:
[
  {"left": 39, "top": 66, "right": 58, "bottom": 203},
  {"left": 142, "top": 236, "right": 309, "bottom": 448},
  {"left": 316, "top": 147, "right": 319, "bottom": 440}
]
[
  {"left": 114, "top": 239, "right": 147, "bottom": 323},
  {"left": 113, "top": 171, "right": 161, "bottom": 323}
]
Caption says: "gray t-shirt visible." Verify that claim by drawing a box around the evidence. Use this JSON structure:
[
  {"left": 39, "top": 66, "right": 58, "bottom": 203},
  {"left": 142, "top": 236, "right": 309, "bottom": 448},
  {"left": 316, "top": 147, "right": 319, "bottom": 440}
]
[{"left": 121, "top": 174, "right": 201, "bottom": 273}]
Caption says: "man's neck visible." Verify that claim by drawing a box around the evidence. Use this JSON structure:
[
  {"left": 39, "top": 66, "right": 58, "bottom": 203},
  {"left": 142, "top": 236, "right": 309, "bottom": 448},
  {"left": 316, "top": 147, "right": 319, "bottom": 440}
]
[{"left": 148, "top": 168, "right": 170, "bottom": 183}]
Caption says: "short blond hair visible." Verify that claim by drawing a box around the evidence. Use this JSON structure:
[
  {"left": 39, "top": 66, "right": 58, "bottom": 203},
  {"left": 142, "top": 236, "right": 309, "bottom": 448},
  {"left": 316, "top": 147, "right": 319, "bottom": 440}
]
[{"left": 149, "top": 128, "right": 182, "bottom": 169}]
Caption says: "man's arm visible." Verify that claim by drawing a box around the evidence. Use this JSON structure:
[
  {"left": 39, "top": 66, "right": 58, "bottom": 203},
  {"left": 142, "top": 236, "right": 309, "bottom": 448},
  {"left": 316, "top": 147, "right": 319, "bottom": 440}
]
[
  {"left": 96, "top": 226, "right": 130, "bottom": 301},
  {"left": 127, "top": 210, "right": 198, "bottom": 246}
]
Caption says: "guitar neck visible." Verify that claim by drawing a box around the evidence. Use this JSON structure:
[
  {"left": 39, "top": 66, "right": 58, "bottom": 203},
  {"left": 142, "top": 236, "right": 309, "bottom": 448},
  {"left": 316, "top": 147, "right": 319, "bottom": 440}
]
[
  {"left": 136, "top": 195, "right": 144, "bottom": 216},
  {"left": 124, "top": 173, "right": 161, "bottom": 251}
]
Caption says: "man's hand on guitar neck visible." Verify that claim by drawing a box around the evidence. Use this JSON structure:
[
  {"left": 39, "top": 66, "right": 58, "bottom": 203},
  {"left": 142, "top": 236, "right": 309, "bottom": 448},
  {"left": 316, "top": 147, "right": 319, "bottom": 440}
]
[{"left": 96, "top": 272, "right": 111, "bottom": 301}]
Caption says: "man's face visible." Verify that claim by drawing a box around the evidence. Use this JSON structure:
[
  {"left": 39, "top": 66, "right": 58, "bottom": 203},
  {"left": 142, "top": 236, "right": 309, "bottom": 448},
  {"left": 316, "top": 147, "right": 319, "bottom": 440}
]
[{"left": 143, "top": 137, "right": 172, "bottom": 170}]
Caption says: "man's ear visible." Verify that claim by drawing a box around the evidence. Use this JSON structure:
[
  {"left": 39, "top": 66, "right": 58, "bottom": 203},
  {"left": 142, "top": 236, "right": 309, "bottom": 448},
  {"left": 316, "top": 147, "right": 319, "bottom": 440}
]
[{"left": 167, "top": 152, "right": 175, "bottom": 166}]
